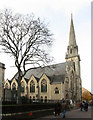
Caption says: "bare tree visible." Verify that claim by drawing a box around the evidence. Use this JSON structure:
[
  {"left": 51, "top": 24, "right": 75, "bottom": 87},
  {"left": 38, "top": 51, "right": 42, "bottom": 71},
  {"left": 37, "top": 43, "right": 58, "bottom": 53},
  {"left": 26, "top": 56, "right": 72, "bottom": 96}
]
[{"left": 0, "top": 9, "right": 53, "bottom": 103}]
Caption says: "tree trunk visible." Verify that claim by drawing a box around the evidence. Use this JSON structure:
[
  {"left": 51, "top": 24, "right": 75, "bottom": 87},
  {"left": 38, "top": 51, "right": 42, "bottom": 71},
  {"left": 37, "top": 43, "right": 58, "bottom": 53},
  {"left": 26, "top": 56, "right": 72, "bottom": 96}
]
[{"left": 17, "top": 70, "right": 22, "bottom": 104}]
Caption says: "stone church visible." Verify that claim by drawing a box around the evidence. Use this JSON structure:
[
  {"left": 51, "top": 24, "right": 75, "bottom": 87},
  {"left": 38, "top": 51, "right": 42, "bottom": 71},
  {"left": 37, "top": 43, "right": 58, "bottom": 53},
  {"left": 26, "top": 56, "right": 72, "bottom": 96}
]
[{"left": 4, "top": 16, "right": 82, "bottom": 103}]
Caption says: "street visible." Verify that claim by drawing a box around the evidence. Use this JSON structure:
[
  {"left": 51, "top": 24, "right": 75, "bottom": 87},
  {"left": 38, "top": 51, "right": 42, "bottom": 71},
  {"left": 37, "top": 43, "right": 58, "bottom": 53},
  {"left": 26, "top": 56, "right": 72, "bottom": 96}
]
[{"left": 36, "top": 106, "right": 92, "bottom": 119}]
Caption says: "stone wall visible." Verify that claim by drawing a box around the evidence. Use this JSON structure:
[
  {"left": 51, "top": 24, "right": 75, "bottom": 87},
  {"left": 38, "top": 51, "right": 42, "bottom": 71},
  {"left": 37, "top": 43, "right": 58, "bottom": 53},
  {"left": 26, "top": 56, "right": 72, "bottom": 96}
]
[{"left": 0, "top": 62, "right": 5, "bottom": 101}]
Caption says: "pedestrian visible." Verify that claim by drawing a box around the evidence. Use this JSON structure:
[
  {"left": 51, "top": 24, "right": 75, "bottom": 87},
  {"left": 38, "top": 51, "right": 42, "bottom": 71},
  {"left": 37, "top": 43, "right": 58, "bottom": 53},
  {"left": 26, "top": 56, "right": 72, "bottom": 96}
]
[
  {"left": 79, "top": 102, "right": 83, "bottom": 111},
  {"left": 61, "top": 100, "right": 67, "bottom": 118},
  {"left": 81, "top": 102, "right": 83, "bottom": 111},
  {"left": 57, "top": 101, "right": 61, "bottom": 115},
  {"left": 82, "top": 101, "right": 85, "bottom": 111},
  {"left": 54, "top": 102, "right": 58, "bottom": 116},
  {"left": 85, "top": 102, "right": 88, "bottom": 111},
  {"left": 54, "top": 101, "right": 61, "bottom": 116}
]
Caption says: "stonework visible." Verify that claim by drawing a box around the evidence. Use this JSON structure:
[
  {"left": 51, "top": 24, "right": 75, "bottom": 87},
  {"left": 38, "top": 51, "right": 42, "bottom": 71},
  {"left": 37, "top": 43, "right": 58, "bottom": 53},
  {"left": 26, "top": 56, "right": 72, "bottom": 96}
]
[
  {"left": 0, "top": 62, "right": 5, "bottom": 101},
  {"left": 4, "top": 16, "right": 82, "bottom": 103}
]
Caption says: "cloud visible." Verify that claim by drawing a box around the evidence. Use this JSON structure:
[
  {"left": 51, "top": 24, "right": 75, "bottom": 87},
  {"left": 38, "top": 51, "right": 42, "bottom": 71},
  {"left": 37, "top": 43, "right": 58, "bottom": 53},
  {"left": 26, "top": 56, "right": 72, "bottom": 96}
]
[{"left": 0, "top": 0, "right": 91, "bottom": 16}]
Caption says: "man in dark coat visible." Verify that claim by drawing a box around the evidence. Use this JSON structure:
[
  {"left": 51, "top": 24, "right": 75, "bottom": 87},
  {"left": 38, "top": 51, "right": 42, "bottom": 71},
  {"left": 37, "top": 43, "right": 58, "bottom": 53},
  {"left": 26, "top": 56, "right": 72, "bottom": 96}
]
[{"left": 55, "top": 101, "right": 61, "bottom": 116}]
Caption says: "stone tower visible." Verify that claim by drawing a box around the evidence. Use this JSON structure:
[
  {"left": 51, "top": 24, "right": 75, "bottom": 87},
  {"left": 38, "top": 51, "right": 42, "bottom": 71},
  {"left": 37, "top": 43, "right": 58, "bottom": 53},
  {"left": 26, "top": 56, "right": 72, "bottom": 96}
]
[
  {"left": 0, "top": 62, "right": 5, "bottom": 101},
  {"left": 65, "top": 15, "right": 82, "bottom": 102}
]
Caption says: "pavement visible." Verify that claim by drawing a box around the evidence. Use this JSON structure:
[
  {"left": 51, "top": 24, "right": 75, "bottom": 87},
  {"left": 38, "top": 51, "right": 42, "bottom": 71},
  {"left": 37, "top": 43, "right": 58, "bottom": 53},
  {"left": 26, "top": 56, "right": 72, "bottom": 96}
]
[{"left": 35, "top": 106, "right": 92, "bottom": 120}]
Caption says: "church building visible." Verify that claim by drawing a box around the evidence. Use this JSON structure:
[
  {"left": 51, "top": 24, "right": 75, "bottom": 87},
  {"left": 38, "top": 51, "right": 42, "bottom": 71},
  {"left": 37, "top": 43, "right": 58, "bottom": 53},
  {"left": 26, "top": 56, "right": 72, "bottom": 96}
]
[{"left": 4, "top": 15, "right": 82, "bottom": 103}]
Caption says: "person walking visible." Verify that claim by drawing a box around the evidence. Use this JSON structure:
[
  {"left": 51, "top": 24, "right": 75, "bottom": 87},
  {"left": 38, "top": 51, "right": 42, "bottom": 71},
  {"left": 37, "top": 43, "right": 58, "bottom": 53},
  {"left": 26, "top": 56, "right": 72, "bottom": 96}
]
[
  {"left": 82, "top": 101, "right": 85, "bottom": 111},
  {"left": 61, "top": 100, "right": 67, "bottom": 118},
  {"left": 54, "top": 101, "right": 61, "bottom": 116},
  {"left": 79, "top": 102, "right": 83, "bottom": 111},
  {"left": 57, "top": 101, "right": 61, "bottom": 115},
  {"left": 85, "top": 102, "right": 88, "bottom": 111},
  {"left": 55, "top": 102, "right": 58, "bottom": 116}
]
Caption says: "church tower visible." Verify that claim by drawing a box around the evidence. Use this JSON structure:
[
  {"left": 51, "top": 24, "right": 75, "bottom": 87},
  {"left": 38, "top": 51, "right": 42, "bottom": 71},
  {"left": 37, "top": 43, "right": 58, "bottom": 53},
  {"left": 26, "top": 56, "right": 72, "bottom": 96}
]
[{"left": 65, "top": 14, "right": 82, "bottom": 102}]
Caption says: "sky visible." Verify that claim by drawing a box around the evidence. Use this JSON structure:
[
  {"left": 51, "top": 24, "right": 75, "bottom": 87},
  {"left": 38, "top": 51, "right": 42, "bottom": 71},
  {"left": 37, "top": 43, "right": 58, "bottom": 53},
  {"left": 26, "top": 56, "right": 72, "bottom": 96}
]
[{"left": 0, "top": 0, "right": 91, "bottom": 92}]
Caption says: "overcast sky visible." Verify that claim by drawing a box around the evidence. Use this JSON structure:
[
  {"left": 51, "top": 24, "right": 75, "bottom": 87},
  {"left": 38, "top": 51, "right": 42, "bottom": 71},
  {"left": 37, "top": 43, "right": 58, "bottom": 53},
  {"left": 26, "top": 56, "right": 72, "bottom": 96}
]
[{"left": 0, "top": 0, "right": 91, "bottom": 92}]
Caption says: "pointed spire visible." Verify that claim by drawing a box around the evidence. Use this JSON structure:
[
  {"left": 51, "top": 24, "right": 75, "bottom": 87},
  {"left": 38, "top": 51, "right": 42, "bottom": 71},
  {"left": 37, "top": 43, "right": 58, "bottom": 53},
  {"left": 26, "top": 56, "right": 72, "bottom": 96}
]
[{"left": 69, "top": 14, "right": 77, "bottom": 46}]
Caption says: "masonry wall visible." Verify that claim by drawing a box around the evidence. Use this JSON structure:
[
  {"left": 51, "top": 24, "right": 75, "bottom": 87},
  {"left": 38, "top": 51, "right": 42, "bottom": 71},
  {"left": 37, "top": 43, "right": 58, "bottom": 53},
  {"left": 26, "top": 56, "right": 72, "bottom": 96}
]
[{"left": 0, "top": 63, "right": 5, "bottom": 101}]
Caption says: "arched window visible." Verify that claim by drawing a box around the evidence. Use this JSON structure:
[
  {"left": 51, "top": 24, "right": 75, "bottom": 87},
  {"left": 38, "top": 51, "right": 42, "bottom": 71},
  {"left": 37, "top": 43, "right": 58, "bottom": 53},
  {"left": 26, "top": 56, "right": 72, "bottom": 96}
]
[
  {"left": 73, "top": 62, "right": 75, "bottom": 71},
  {"left": 70, "top": 48, "right": 72, "bottom": 54},
  {"left": 66, "top": 93, "right": 69, "bottom": 99},
  {"left": 33, "top": 96, "right": 35, "bottom": 101},
  {"left": 41, "top": 79, "right": 47, "bottom": 92},
  {"left": 30, "top": 80, "right": 35, "bottom": 93},
  {"left": 21, "top": 81, "right": 25, "bottom": 93},
  {"left": 45, "top": 96, "right": 47, "bottom": 102},
  {"left": 55, "top": 87, "right": 59, "bottom": 94},
  {"left": 41, "top": 96, "right": 43, "bottom": 102},
  {"left": 5, "top": 83, "right": 8, "bottom": 89},
  {"left": 70, "top": 71, "right": 74, "bottom": 91},
  {"left": 12, "top": 82, "right": 16, "bottom": 90}
]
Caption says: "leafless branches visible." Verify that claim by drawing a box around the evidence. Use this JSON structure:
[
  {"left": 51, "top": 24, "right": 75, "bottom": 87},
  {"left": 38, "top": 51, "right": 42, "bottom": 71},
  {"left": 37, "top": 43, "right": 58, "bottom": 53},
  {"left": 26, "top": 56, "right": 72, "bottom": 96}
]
[{"left": 0, "top": 9, "right": 53, "bottom": 77}]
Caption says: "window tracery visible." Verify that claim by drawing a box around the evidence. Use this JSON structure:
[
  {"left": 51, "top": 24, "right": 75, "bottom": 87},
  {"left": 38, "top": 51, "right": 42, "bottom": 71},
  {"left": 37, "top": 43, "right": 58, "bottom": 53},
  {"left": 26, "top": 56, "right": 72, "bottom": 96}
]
[
  {"left": 41, "top": 79, "right": 47, "bottom": 92},
  {"left": 21, "top": 81, "right": 25, "bottom": 93},
  {"left": 30, "top": 80, "right": 35, "bottom": 93}
]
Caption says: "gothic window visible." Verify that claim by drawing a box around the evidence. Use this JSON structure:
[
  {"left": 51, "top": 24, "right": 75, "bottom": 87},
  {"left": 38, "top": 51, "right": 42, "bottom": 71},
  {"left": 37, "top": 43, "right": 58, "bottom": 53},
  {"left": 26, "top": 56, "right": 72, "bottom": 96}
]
[
  {"left": 33, "top": 96, "right": 35, "bottom": 101},
  {"left": 70, "top": 71, "right": 74, "bottom": 91},
  {"left": 71, "top": 80, "right": 72, "bottom": 90},
  {"left": 66, "top": 93, "right": 69, "bottom": 99},
  {"left": 70, "top": 49, "right": 72, "bottom": 54},
  {"left": 41, "top": 79, "right": 47, "bottom": 92},
  {"left": 30, "top": 80, "right": 35, "bottom": 93},
  {"left": 55, "top": 87, "right": 59, "bottom": 94},
  {"left": 12, "top": 82, "right": 16, "bottom": 90},
  {"left": 21, "top": 81, "right": 25, "bottom": 93},
  {"left": 5, "top": 83, "right": 8, "bottom": 89},
  {"left": 41, "top": 96, "right": 43, "bottom": 102},
  {"left": 45, "top": 96, "right": 47, "bottom": 102},
  {"left": 73, "top": 62, "right": 75, "bottom": 71}
]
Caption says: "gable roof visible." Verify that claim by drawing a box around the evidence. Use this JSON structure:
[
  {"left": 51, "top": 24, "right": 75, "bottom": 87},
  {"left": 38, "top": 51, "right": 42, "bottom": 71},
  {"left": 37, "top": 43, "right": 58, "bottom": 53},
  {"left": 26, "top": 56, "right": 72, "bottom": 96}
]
[
  {"left": 49, "top": 74, "right": 65, "bottom": 83},
  {"left": 24, "top": 62, "right": 66, "bottom": 79},
  {"left": 12, "top": 62, "right": 66, "bottom": 83}
]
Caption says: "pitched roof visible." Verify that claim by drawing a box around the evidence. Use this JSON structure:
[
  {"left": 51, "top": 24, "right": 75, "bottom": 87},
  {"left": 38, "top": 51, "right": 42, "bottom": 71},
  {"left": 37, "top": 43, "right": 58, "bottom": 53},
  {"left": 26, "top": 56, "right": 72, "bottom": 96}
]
[
  {"left": 12, "top": 62, "right": 66, "bottom": 83},
  {"left": 49, "top": 74, "right": 65, "bottom": 83},
  {"left": 24, "top": 62, "right": 66, "bottom": 79}
]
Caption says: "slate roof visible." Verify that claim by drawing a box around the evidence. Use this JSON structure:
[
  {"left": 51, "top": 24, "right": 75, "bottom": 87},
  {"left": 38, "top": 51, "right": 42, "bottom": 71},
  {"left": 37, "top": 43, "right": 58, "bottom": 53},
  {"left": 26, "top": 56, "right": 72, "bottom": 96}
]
[
  {"left": 49, "top": 74, "right": 65, "bottom": 84},
  {"left": 25, "top": 62, "right": 65, "bottom": 78},
  {"left": 12, "top": 62, "right": 66, "bottom": 83}
]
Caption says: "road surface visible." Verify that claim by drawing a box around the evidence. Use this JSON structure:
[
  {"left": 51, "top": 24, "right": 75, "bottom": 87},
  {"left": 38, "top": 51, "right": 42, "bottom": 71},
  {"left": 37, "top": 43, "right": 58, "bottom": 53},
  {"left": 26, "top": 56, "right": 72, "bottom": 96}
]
[{"left": 35, "top": 106, "right": 92, "bottom": 120}]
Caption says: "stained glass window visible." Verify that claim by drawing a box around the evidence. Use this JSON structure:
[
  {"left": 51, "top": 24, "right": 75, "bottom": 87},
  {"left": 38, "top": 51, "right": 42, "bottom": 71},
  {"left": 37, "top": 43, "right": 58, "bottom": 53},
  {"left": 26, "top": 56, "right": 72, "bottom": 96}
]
[
  {"left": 21, "top": 81, "right": 25, "bottom": 93},
  {"left": 30, "top": 80, "right": 35, "bottom": 93},
  {"left": 12, "top": 82, "right": 16, "bottom": 90},
  {"left": 5, "top": 83, "right": 8, "bottom": 89},
  {"left": 41, "top": 79, "right": 47, "bottom": 92}
]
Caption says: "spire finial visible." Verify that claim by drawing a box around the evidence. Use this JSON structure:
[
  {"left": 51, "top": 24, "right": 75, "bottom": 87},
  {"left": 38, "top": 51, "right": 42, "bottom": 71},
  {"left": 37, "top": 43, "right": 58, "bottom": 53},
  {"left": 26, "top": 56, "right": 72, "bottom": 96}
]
[
  {"left": 71, "top": 13, "right": 73, "bottom": 24},
  {"left": 68, "top": 14, "right": 77, "bottom": 46},
  {"left": 71, "top": 13, "right": 73, "bottom": 19}
]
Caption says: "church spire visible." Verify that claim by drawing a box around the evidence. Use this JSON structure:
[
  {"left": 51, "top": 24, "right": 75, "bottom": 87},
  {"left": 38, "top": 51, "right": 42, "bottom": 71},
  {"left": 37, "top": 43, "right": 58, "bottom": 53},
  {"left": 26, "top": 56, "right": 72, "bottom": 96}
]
[
  {"left": 69, "top": 14, "right": 77, "bottom": 46},
  {"left": 66, "top": 14, "right": 79, "bottom": 59}
]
